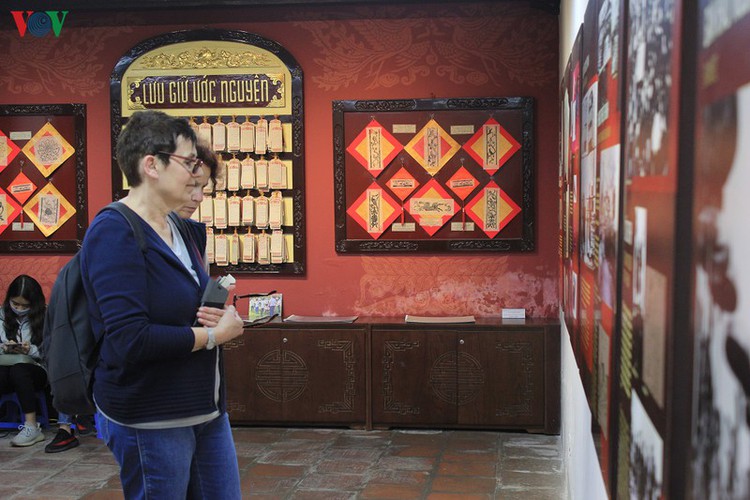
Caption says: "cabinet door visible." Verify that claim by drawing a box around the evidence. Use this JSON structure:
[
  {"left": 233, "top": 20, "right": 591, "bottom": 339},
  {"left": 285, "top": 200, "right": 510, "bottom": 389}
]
[
  {"left": 458, "top": 329, "right": 546, "bottom": 428},
  {"left": 224, "top": 328, "right": 285, "bottom": 423},
  {"left": 280, "top": 329, "right": 366, "bottom": 425},
  {"left": 371, "top": 329, "right": 457, "bottom": 426}
]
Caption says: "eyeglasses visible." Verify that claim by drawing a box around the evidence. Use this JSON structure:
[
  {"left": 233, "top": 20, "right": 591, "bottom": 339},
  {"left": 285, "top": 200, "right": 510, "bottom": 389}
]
[{"left": 156, "top": 151, "right": 204, "bottom": 175}]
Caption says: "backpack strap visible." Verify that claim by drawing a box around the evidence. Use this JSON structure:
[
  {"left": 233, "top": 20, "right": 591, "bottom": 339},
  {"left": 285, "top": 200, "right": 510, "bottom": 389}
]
[
  {"left": 103, "top": 202, "right": 147, "bottom": 253},
  {"left": 168, "top": 211, "right": 205, "bottom": 268}
]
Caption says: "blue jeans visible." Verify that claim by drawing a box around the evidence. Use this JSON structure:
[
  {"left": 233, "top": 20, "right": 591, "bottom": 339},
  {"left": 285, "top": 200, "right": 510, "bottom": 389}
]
[{"left": 98, "top": 412, "right": 241, "bottom": 500}]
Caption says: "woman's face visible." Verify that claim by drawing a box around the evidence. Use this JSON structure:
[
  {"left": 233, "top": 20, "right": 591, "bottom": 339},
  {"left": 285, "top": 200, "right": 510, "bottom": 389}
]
[{"left": 157, "top": 135, "right": 201, "bottom": 211}]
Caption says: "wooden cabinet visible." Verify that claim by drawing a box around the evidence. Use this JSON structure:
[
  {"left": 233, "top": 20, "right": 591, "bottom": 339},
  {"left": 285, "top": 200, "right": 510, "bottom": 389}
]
[
  {"left": 223, "top": 319, "right": 560, "bottom": 434},
  {"left": 223, "top": 325, "right": 367, "bottom": 427},
  {"left": 370, "top": 319, "right": 559, "bottom": 433}
]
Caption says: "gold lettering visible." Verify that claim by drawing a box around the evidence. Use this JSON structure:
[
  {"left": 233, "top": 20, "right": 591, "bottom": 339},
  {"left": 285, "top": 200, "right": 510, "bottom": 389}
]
[
  {"left": 142, "top": 81, "right": 165, "bottom": 105},
  {"left": 260, "top": 78, "right": 269, "bottom": 103},
  {"left": 168, "top": 80, "right": 189, "bottom": 104}
]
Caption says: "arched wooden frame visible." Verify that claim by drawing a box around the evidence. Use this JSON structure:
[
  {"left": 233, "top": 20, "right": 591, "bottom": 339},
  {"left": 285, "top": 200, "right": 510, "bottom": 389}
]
[{"left": 110, "top": 29, "right": 305, "bottom": 274}]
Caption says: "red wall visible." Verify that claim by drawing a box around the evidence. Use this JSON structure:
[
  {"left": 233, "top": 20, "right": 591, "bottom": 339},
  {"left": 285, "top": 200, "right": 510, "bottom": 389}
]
[{"left": 0, "top": 2, "right": 560, "bottom": 318}]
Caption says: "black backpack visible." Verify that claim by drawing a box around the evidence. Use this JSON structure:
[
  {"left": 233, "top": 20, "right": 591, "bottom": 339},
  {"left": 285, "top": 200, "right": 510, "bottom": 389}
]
[{"left": 42, "top": 202, "right": 147, "bottom": 415}]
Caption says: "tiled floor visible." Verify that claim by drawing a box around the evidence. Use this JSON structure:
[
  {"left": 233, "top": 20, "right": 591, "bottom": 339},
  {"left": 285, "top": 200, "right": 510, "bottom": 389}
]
[{"left": 0, "top": 425, "right": 566, "bottom": 499}]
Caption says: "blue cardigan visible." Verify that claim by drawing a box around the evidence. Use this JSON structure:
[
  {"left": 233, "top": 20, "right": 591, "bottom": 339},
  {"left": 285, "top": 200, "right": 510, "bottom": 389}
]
[{"left": 80, "top": 209, "right": 222, "bottom": 425}]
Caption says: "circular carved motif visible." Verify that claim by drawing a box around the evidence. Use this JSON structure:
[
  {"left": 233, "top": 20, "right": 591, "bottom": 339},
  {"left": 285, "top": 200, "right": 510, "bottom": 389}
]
[
  {"left": 430, "top": 351, "right": 485, "bottom": 405},
  {"left": 256, "top": 349, "right": 309, "bottom": 402}
]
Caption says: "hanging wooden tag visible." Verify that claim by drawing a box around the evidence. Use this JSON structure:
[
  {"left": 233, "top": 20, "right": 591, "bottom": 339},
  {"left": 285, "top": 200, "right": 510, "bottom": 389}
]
[
  {"left": 257, "top": 232, "right": 271, "bottom": 265},
  {"left": 228, "top": 194, "right": 241, "bottom": 226},
  {"left": 255, "top": 158, "right": 269, "bottom": 190},
  {"left": 206, "top": 227, "right": 215, "bottom": 264},
  {"left": 240, "top": 156, "right": 255, "bottom": 189},
  {"left": 269, "top": 191, "right": 284, "bottom": 230},
  {"left": 241, "top": 230, "right": 256, "bottom": 263},
  {"left": 215, "top": 159, "right": 227, "bottom": 191},
  {"left": 200, "top": 195, "right": 214, "bottom": 226},
  {"left": 268, "top": 117, "right": 283, "bottom": 153},
  {"left": 213, "top": 192, "right": 228, "bottom": 230},
  {"left": 227, "top": 157, "right": 241, "bottom": 192},
  {"left": 229, "top": 231, "right": 240, "bottom": 265},
  {"left": 212, "top": 120, "right": 226, "bottom": 152},
  {"left": 255, "top": 117, "right": 268, "bottom": 155},
  {"left": 270, "top": 229, "right": 286, "bottom": 264},
  {"left": 226, "top": 119, "right": 241, "bottom": 152},
  {"left": 269, "top": 157, "right": 287, "bottom": 189},
  {"left": 241, "top": 194, "right": 255, "bottom": 225},
  {"left": 214, "top": 232, "right": 229, "bottom": 266},
  {"left": 255, "top": 194, "right": 269, "bottom": 229},
  {"left": 240, "top": 119, "right": 255, "bottom": 153},
  {"left": 198, "top": 119, "right": 212, "bottom": 146}
]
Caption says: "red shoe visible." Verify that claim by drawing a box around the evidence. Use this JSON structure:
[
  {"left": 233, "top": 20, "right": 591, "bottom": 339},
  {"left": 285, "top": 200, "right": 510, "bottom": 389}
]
[{"left": 44, "top": 428, "right": 79, "bottom": 453}]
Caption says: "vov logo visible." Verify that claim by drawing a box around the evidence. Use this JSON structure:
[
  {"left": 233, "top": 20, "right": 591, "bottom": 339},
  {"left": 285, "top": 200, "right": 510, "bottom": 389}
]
[{"left": 11, "top": 11, "right": 69, "bottom": 37}]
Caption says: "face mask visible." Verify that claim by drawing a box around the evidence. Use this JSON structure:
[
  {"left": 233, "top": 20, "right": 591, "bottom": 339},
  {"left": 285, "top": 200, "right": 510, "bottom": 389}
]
[{"left": 10, "top": 304, "right": 30, "bottom": 317}]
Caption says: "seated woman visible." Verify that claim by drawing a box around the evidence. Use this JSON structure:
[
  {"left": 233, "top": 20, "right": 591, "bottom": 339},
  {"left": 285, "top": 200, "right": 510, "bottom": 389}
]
[{"left": 0, "top": 275, "right": 47, "bottom": 447}]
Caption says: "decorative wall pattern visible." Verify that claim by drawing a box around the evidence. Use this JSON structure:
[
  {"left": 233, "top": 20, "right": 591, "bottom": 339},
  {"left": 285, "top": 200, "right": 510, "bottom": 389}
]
[
  {"left": 296, "top": 8, "right": 557, "bottom": 91},
  {"left": 0, "top": 26, "right": 133, "bottom": 96}
]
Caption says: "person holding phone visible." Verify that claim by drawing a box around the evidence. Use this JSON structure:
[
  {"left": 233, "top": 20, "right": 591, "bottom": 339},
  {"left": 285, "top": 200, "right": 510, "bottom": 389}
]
[
  {"left": 0, "top": 274, "right": 47, "bottom": 447},
  {"left": 80, "top": 110, "right": 244, "bottom": 499}
]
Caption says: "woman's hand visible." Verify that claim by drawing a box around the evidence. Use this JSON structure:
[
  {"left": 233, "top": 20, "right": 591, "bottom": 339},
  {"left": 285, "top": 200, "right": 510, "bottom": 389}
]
[
  {"left": 195, "top": 306, "right": 226, "bottom": 328},
  {"left": 214, "top": 305, "right": 244, "bottom": 345}
]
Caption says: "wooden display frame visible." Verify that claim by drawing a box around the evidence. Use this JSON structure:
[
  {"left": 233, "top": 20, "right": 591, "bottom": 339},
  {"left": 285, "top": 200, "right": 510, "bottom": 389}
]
[
  {"left": 0, "top": 104, "right": 87, "bottom": 253},
  {"left": 333, "top": 97, "right": 534, "bottom": 253},
  {"left": 110, "top": 29, "right": 305, "bottom": 275}
]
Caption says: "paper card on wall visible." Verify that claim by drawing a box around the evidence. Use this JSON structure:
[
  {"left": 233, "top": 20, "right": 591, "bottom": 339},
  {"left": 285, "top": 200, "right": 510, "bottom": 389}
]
[
  {"left": 239, "top": 120, "right": 255, "bottom": 153},
  {"left": 214, "top": 232, "right": 228, "bottom": 266},
  {"left": 0, "top": 189, "right": 22, "bottom": 236},
  {"left": 464, "top": 181, "right": 520, "bottom": 238},
  {"left": 268, "top": 118, "right": 283, "bottom": 153},
  {"left": 198, "top": 121, "right": 212, "bottom": 146},
  {"left": 404, "top": 119, "right": 459, "bottom": 176},
  {"left": 241, "top": 231, "right": 256, "bottom": 262},
  {"left": 346, "top": 182, "right": 401, "bottom": 239},
  {"left": 213, "top": 192, "right": 228, "bottom": 229},
  {"left": 462, "top": 118, "right": 520, "bottom": 175},
  {"left": 206, "top": 227, "right": 215, "bottom": 264},
  {"left": 256, "top": 231, "right": 271, "bottom": 264},
  {"left": 0, "top": 130, "right": 21, "bottom": 171},
  {"left": 270, "top": 229, "right": 285, "bottom": 263},
  {"left": 255, "top": 159, "right": 269, "bottom": 190},
  {"left": 346, "top": 119, "right": 403, "bottom": 177},
  {"left": 227, "top": 195, "right": 241, "bottom": 226},
  {"left": 211, "top": 121, "right": 226, "bottom": 152},
  {"left": 241, "top": 195, "right": 254, "bottom": 225},
  {"left": 215, "top": 160, "right": 227, "bottom": 191},
  {"left": 406, "top": 178, "right": 456, "bottom": 236},
  {"left": 269, "top": 191, "right": 284, "bottom": 230},
  {"left": 255, "top": 118, "right": 268, "bottom": 155},
  {"left": 226, "top": 158, "right": 241, "bottom": 192},
  {"left": 200, "top": 195, "right": 214, "bottom": 226},
  {"left": 446, "top": 166, "right": 478, "bottom": 201},
  {"left": 269, "top": 158, "right": 287, "bottom": 189},
  {"left": 229, "top": 232, "right": 240, "bottom": 265},
  {"left": 240, "top": 156, "right": 255, "bottom": 189},
  {"left": 23, "top": 182, "right": 76, "bottom": 237},
  {"left": 255, "top": 195, "right": 269, "bottom": 229},
  {"left": 7, "top": 172, "right": 37, "bottom": 204},
  {"left": 385, "top": 167, "right": 418, "bottom": 201},
  {"left": 226, "top": 121, "right": 241, "bottom": 152},
  {"left": 22, "top": 122, "right": 75, "bottom": 178}
]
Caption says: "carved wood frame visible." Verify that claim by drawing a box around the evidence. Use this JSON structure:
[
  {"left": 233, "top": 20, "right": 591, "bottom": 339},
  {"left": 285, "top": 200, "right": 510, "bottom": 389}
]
[
  {"left": 0, "top": 103, "right": 87, "bottom": 253},
  {"left": 333, "top": 97, "right": 535, "bottom": 253}
]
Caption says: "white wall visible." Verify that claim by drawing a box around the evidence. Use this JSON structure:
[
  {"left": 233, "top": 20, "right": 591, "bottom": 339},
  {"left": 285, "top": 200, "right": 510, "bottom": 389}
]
[{"left": 559, "top": 1, "right": 609, "bottom": 499}]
